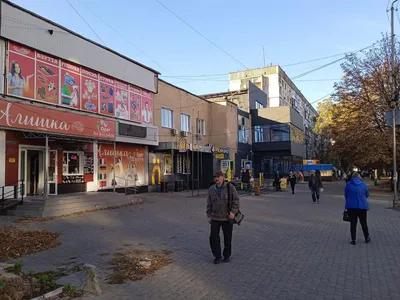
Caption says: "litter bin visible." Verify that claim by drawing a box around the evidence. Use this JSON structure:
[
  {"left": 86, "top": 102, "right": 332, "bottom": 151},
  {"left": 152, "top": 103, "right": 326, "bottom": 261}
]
[
  {"left": 374, "top": 179, "right": 379, "bottom": 186},
  {"left": 254, "top": 186, "right": 260, "bottom": 196}
]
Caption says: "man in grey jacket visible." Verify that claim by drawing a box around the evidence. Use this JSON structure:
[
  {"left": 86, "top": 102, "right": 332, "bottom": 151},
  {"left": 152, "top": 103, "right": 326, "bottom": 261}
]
[{"left": 206, "top": 171, "right": 240, "bottom": 264}]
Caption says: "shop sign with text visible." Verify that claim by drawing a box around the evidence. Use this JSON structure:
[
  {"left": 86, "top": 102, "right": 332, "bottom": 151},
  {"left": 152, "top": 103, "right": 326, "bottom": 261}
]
[{"left": 0, "top": 99, "right": 115, "bottom": 140}]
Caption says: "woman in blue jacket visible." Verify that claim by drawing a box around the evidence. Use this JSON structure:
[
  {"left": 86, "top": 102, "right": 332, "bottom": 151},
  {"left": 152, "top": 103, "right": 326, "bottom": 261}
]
[{"left": 345, "top": 172, "right": 370, "bottom": 245}]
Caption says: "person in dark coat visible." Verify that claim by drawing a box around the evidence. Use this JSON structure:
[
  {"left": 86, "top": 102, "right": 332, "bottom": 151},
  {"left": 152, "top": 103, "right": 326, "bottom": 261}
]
[
  {"left": 309, "top": 170, "right": 323, "bottom": 203},
  {"left": 345, "top": 172, "right": 370, "bottom": 245},
  {"left": 206, "top": 171, "right": 240, "bottom": 264},
  {"left": 273, "top": 170, "right": 282, "bottom": 191},
  {"left": 288, "top": 171, "right": 297, "bottom": 194}
]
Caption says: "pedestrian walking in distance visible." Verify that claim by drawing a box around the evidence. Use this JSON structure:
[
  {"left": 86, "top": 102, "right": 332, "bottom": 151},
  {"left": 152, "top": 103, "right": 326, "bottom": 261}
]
[
  {"left": 206, "top": 171, "right": 240, "bottom": 264},
  {"left": 288, "top": 171, "right": 297, "bottom": 194},
  {"left": 345, "top": 172, "right": 370, "bottom": 245},
  {"left": 309, "top": 170, "right": 323, "bottom": 204}
]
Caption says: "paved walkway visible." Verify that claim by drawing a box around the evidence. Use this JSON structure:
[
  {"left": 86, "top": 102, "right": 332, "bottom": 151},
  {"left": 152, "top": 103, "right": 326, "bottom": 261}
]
[{"left": 2, "top": 182, "right": 400, "bottom": 300}]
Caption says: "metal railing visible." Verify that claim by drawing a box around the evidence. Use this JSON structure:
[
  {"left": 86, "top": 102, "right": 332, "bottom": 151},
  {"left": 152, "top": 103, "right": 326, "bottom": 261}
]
[
  {"left": 114, "top": 176, "right": 141, "bottom": 201},
  {"left": 1, "top": 180, "right": 25, "bottom": 211}
]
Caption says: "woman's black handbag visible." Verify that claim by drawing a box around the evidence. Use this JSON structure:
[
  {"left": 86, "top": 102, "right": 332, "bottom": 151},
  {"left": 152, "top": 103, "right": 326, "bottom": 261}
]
[
  {"left": 343, "top": 210, "right": 350, "bottom": 222},
  {"left": 227, "top": 183, "right": 244, "bottom": 225}
]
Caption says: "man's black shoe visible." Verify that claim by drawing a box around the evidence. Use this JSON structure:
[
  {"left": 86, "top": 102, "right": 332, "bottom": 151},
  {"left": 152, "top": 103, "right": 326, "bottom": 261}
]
[
  {"left": 223, "top": 257, "right": 230, "bottom": 263},
  {"left": 213, "top": 258, "right": 222, "bottom": 264},
  {"left": 365, "top": 237, "right": 371, "bottom": 244}
]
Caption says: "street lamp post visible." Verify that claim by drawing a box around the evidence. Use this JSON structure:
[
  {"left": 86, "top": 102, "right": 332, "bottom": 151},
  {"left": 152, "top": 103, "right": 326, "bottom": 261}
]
[{"left": 390, "top": 0, "right": 399, "bottom": 207}]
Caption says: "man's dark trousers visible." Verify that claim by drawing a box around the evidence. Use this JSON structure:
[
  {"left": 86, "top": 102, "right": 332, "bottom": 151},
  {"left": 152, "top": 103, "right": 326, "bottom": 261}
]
[{"left": 210, "top": 220, "right": 233, "bottom": 259}]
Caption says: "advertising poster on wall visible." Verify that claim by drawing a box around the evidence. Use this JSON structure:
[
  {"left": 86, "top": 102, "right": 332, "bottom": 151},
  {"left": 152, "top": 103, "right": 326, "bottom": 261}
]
[
  {"left": 99, "top": 75, "right": 115, "bottom": 116},
  {"left": 115, "top": 81, "right": 129, "bottom": 120},
  {"left": 141, "top": 90, "right": 153, "bottom": 124},
  {"left": 35, "top": 52, "right": 59, "bottom": 104},
  {"left": 7, "top": 42, "right": 35, "bottom": 99},
  {"left": 130, "top": 92, "right": 141, "bottom": 123},
  {"left": 81, "top": 68, "right": 99, "bottom": 113},
  {"left": 97, "top": 144, "right": 145, "bottom": 189},
  {"left": 60, "top": 61, "right": 81, "bottom": 109}
]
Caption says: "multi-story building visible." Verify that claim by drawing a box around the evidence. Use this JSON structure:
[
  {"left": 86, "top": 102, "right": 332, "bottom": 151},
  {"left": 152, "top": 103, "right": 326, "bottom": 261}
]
[
  {"left": 204, "top": 82, "right": 305, "bottom": 177},
  {"left": 0, "top": 0, "right": 159, "bottom": 197},
  {"left": 202, "top": 82, "right": 267, "bottom": 176},
  {"left": 152, "top": 80, "right": 237, "bottom": 190},
  {"left": 229, "top": 66, "right": 318, "bottom": 159}
]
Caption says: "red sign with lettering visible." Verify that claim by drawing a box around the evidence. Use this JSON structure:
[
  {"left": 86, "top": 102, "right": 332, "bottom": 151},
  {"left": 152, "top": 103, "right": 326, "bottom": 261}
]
[{"left": 0, "top": 100, "right": 115, "bottom": 140}]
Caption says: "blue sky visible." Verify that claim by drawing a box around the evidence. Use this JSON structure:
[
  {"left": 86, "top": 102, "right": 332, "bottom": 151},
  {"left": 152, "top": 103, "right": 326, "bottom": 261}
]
[{"left": 10, "top": 0, "right": 391, "bottom": 105}]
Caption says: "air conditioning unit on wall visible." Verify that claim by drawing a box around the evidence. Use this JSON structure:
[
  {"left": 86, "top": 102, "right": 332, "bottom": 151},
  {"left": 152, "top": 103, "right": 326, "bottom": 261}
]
[
  {"left": 171, "top": 128, "right": 178, "bottom": 135},
  {"left": 181, "top": 131, "right": 188, "bottom": 137},
  {"left": 196, "top": 133, "right": 202, "bottom": 140}
]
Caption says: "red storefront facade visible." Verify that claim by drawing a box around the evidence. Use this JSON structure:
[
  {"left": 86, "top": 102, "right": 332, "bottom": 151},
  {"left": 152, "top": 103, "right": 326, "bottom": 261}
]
[{"left": 0, "top": 13, "right": 159, "bottom": 197}]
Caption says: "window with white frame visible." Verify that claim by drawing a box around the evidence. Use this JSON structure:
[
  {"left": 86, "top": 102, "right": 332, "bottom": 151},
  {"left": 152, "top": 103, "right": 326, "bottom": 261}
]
[
  {"left": 63, "top": 151, "right": 84, "bottom": 175},
  {"left": 238, "top": 127, "right": 249, "bottom": 143},
  {"left": 196, "top": 118, "right": 206, "bottom": 135},
  {"left": 161, "top": 108, "right": 173, "bottom": 128},
  {"left": 254, "top": 126, "right": 264, "bottom": 143},
  {"left": 255, "top": 101, "right": 264, "bottom": 109},
  {"left": 181, "top": 114, "right": 190, "bottom": 132}
]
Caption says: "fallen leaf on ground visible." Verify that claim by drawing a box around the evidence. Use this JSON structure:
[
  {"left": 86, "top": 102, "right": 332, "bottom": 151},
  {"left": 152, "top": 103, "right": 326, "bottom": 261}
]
[
  {"left": 0, "top": 227, "right": 61, "bottom": 262},
  {"left": 107, "top": 249, "right": 172, "bottom": 284}
]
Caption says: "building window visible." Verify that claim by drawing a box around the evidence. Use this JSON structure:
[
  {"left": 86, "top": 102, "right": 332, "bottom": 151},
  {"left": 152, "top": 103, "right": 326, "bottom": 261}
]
[
  {"left": 238, "top": 127, "right": 249, "bottom": 143},
  {"left": 196, "top": 118, "right": 206, "bottom": 135},
  {"left": 271, "top": 124, "right": 290, "bottom": 142},
  {"left": 63, "top": 151, "right": 84, "bottom": 175},
  {"left": 181, "top": 114, "right": 191, "bottom": 132},
  {"left": 290, "top": 125, "right": 304, "bottom": 144},
  {"left": 161, "top": 108, "right": 173, "bottom": 128},
  {"left": 254, "top": 126, "right": 264, "bottom": 143},
  {"left": 255, "top": 101, "right": 264, "bottom": 109}
]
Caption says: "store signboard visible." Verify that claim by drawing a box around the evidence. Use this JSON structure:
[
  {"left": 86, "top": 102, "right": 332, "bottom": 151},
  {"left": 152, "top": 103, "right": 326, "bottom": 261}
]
[
  {"left": 221, "top": 160, "right": 230, "bottom": 172},
  {"left": 0, "top": 99, "right": 115, "bottom": 140}
]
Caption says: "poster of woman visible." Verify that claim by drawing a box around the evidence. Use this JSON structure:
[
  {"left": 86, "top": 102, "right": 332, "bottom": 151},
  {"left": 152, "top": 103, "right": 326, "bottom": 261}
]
[
  {"left": 7, "top": 52, "right": 34, "bottom": 98},
  {"left": 97, "top": 144, "right": 145, "bottom": 189}
]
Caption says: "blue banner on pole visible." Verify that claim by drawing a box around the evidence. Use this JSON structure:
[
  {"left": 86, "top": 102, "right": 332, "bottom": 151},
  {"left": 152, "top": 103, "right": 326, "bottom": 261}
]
[{"left": 386, "top": 109, "right": 400, "bottom": 126}]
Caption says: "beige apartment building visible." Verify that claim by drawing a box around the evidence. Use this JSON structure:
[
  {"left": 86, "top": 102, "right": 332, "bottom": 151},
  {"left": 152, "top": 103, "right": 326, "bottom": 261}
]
[{"left": 151, "top": 80, "right": 237, "bottom": 191}]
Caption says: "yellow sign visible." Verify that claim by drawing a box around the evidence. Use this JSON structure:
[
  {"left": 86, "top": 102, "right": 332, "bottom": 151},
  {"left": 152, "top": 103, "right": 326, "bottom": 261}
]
[
  {"left": 8, "top": 158, "right": 15, "bottom": 163},
  {"left": 280, "top": 178, "right": 287, "bottom": 190},
  {"left": 215, "top": 153, "right": 224, "bottom": 159},
  {"left": 303, "top": 159, "right": 320, "bottom": 165},
  {"left": 178, "top": 138, "right": 187, "bottom": 152}
]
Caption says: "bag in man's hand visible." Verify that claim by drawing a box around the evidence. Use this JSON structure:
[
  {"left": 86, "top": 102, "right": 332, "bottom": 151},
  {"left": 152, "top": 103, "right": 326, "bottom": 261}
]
[
  {"left": 343, "top": 209, "right": 350, "bottom": 222},
  {"left": 227, "top": 182, "right": 244, "bottom": 225}
]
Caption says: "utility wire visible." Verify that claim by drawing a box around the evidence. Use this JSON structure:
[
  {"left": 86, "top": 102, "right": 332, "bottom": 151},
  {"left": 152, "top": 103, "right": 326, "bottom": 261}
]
[
  {"left": 65, "top": 0, "right": 106, "bottom": 46},
  {"left": 78, "top": 0, "right": 168, "bottom": 74},
  {"left": 161, "top": 43, "right": 376, "bottom": 79},
  {"left": 291, "top": 43, "right": 376, "bottom": 80},
  {"left": 154, "top": 0, "right": 249, "bottom": 69}
]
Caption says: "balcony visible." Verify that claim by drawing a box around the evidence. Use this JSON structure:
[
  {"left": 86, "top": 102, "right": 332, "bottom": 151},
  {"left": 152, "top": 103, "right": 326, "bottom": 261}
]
[{"left": 252, "top": 124, "right": 304, "bottom": 157}]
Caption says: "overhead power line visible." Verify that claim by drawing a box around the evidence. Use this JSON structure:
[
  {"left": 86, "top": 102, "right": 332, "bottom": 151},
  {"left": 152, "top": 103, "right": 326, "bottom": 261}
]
[
  {"left": 291, "top": 43, "right": 376, "bottom": 80},
  {"left": 78, "top": 0, "right": 169, "bottom": 73},
  {"left": 154, "top": 0, "right": 249, "bottom": 69},
  {"left": 161, "top": 43, "right": 377, "bottom": 79},
  {"left": 65, "top": 0, "right": 105, "bottom": 46}
]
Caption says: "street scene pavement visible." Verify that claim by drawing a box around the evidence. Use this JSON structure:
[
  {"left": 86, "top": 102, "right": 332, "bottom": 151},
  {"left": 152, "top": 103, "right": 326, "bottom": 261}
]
[{"left": 2, "top": 181, "right": 400, "bottom": 300}]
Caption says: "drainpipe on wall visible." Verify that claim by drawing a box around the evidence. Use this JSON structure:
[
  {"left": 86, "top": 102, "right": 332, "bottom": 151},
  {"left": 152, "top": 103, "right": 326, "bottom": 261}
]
[
  {"left": 44, "top": 135, "right": 49, "bottom": 200},
  {"left": 113, "top": 142, "right": 116, "bottom": 193}
]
